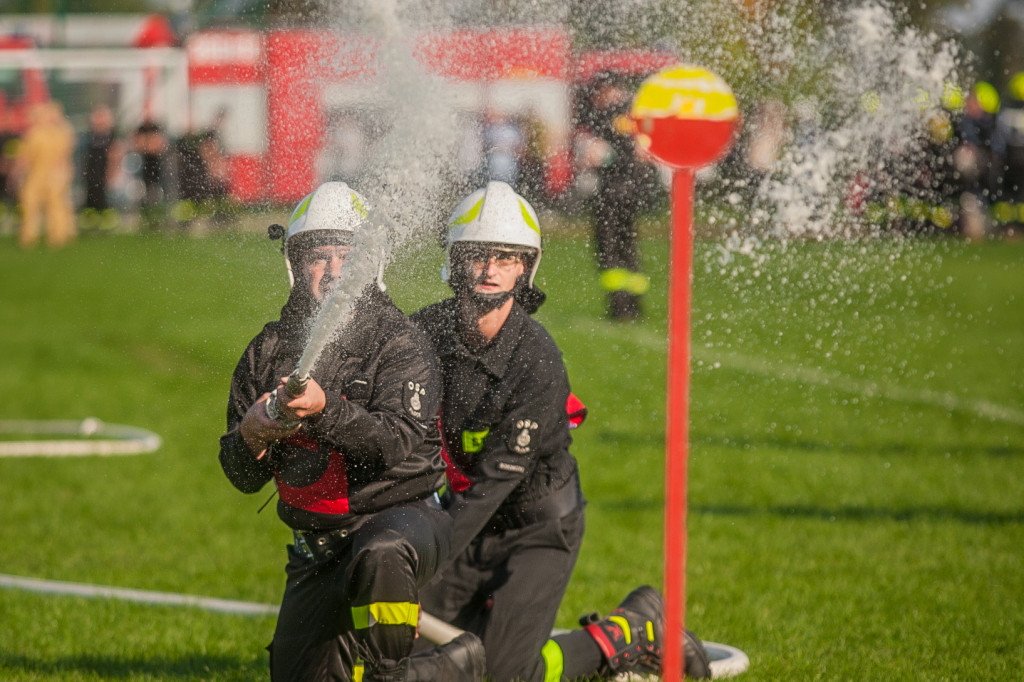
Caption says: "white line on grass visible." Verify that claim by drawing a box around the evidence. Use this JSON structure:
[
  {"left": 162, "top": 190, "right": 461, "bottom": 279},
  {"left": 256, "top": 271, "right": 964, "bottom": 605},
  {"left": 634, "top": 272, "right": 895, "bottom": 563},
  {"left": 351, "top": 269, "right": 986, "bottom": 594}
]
[
  {"left": 0, "top": 573, "right": 751, "bottom": 678},
  {"left": 579, "top": 317, "right": 1024, "bottom": 426},
  {"left": 699, "top": 349, "right": 1024, "bottom": 426},
  {"left": 0, "top": 573, "right": 276, "bottom": 616}
]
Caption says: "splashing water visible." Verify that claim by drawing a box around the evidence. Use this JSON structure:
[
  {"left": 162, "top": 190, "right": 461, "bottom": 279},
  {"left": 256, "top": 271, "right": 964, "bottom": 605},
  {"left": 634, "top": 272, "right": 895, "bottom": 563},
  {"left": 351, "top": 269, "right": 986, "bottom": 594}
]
[
  {"left": 348, "top": 1, "right": 463, "bottom": 239},
  {"left": 745, "top": 2, "right": 965, "bottom": 242},
  {"left": 289, "top": 0, "right": 464, "bottom": 376},
  {"left": 293, "top": 218, "right": 390, "bottom": 381},
  {"left": 286, "top": 0, "right": 967, "bottom": 371}
]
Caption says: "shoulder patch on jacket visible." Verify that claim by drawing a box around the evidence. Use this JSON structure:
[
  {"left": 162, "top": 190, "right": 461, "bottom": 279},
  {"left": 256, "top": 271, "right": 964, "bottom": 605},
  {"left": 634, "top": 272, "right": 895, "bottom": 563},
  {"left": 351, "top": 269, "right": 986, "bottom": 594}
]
[
  {"left": 404, "top": 380, "right": 427, "bottom": 420},
  {"left": 509, "top": 419, "right": 539, "bottom": 454}
]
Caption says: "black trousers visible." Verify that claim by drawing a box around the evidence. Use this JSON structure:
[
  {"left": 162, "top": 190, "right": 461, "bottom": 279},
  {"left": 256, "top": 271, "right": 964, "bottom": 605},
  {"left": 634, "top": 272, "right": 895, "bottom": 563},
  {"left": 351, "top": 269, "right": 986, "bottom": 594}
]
[
  {"left": 593, "top": 184, "right": 641, "bottom": 274},
  {"left": 418, "top": 505, "right": 586, "bottom": 682},
  {"left": 270, "top": 498, "right": 452, "bottom": 682},
  {"left": 593, "top": 178, "right": 647, "bottom": 319}
]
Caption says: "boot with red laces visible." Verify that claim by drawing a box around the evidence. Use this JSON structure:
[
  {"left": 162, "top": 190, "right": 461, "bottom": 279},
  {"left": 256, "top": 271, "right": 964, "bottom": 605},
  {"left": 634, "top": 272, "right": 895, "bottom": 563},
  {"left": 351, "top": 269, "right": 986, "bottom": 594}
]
[
  {"left": 584, "top": 585, "right": 664, "bottom": 675},
  {"left": 584, "top": 585, "right": 712, "bottom": 678}
]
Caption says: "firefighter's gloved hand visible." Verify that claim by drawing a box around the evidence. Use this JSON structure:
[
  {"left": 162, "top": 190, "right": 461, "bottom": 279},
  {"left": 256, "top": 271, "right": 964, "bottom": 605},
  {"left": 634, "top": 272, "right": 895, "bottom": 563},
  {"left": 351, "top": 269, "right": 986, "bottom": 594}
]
[
  {"left": 275, "top": 375, "right": 326, "bottom": 422},
  {"left": 241, "top": 391, "right": 302, "bottom": 457}
]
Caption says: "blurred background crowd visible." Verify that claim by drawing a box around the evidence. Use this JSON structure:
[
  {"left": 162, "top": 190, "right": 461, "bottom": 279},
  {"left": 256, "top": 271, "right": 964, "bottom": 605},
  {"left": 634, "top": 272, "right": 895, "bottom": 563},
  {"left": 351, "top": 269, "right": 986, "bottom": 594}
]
[{"left": 3, "top": 1, "right": 1024, "bottom": 247}]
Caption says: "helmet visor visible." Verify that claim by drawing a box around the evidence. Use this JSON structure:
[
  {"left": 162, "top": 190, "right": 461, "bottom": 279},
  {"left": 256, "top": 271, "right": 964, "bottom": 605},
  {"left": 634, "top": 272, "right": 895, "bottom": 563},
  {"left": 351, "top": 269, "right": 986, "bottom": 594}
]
[
  {"left": 288, "top": 229, "right": 353, "bottom": 252},
  {"left": 452, "top": 244, "right": 530, "bottom": 270}
]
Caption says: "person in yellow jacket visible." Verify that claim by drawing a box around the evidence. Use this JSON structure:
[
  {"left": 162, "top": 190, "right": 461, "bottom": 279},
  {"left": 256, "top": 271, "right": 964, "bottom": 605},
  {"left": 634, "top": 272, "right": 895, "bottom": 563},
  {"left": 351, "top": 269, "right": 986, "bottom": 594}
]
[{"left": 15, "top": 101, "right": 76, "bottom": 249}]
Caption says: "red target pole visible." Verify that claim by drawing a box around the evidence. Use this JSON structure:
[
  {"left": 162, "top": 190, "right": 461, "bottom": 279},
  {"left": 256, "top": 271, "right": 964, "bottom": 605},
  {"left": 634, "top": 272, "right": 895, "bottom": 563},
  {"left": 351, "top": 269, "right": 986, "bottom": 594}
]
[
  {"left": 662, "top": 166, "right": 696, "bottom": 682},
  {"left": 630, "top": 65, "right": 738, "bottom": 682}
]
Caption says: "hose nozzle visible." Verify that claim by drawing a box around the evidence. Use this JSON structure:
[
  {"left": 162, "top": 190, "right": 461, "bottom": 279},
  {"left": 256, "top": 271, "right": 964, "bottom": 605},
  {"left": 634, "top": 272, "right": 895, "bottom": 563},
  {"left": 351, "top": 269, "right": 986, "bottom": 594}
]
[
  {"left": 284, "top": 372, "right": 309, "bottom": 398},
  {"left": 265, "top": 372, "right": 310, "bottom": 427}
]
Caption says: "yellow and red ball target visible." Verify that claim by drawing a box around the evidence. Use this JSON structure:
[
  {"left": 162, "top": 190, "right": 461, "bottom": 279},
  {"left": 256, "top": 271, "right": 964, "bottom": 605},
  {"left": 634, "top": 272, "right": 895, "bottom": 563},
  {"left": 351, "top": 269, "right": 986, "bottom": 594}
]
[{"left": 630, "top": 64, "right": 739, "bottom": 169}]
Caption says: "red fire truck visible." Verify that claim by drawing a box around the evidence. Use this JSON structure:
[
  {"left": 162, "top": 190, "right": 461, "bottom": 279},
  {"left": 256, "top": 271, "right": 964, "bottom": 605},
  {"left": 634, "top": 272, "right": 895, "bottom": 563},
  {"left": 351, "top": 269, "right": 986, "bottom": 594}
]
[
  {"left": 186, "top": 26, "right": 675, "bottom": 204},
  {"left": 0, "top": 34, "right": 49, "bottom": 133}
]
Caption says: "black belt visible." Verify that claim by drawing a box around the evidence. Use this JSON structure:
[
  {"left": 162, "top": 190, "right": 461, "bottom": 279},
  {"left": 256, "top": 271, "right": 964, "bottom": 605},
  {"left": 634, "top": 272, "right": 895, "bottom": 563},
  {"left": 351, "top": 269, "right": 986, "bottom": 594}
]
[
  {"left": 293, "top": 526, "right": 352, "bottom": 561},
  {"left": 293, "top": 493, "right": 447, "bottom": 561},
  {"left": 484, "top": 475, "right": 584, "bottom": 534}
]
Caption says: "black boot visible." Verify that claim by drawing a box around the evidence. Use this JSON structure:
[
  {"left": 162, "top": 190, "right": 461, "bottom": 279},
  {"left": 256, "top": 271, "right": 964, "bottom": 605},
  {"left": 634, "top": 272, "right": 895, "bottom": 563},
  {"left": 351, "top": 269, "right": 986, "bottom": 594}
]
[
  {"left": 364, "top": 658, "right": 409, "bottom": 682},
  {"left": 683, "top": 628, "right": 713, "bottom": 679},
  {"left": 608, "top": 291, "right": 641, "bottom": 320},
  {"left": 406, "top": 632, "right": 486, "bottom": 682},
  {"left": 584, "top": 585, "right": 664, "bottom": 675}
]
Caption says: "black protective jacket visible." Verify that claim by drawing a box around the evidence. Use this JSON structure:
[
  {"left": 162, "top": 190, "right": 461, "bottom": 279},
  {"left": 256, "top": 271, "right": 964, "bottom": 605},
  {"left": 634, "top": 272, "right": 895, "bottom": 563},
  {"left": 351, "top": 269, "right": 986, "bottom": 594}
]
[
  {"left": 411, "top": 297, "right": 581, "bottom": 558},
  {"left": 585, "top": 93, "right": 661, "bottom": 215},
  {"left": 219, "top": 286, "right": 445, "bottom": 531}
]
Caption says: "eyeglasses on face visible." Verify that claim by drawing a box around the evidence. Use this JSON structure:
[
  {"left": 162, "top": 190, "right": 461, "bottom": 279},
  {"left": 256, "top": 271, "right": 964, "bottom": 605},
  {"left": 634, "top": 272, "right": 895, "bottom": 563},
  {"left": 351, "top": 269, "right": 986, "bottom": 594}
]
[
  {"left": 303, "top": 245, "right": 351, "bottom": 266},
  {"left": 461, "top": 249, "right": 526, "bottom": 269}
]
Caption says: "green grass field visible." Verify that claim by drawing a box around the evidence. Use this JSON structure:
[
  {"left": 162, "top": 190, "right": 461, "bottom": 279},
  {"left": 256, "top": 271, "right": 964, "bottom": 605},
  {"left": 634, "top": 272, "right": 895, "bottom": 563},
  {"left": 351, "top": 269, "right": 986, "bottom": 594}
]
[{"left": 1, "top": 221, "right": 1022, "bottom": 681}]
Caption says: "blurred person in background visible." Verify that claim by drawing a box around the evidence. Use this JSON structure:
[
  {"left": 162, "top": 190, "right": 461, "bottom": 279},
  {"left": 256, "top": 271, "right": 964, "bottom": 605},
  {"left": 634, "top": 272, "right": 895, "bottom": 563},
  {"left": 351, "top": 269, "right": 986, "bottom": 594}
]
[
  {"left": 132, "top": 116, "right": 168, "bottom": 208},
  {"left": 484, "top": 108, "right": 525, "bottom": 187},
  {"left": 516, "top": 110, "right": 549, "bottom": 206},
  {"left": 578, "top": 71, "right": 661, "bottom": 321},
  {"left": 177, "top": 108, "right": 230, "bottom": 208},
  {"left": 14, "top": 101, "right": 75, "bottom": 249},
  {"left": 0, "top": 101, "right": 20, "bottom": 233},
  {"left": 990, "top": 72, "right": 1024, "bottom": 236},
  {"left": 744, "top": 98, "right": 787, "bottom": 179},
  {"left": 80, "top": 103, "right": 123, "bottom": 232},
  {"left": 954, "top": 82, "right": 1000, "bottom": 190},
  {"left": 950, "top": 82, "right": 1000, "bottom": 239}
]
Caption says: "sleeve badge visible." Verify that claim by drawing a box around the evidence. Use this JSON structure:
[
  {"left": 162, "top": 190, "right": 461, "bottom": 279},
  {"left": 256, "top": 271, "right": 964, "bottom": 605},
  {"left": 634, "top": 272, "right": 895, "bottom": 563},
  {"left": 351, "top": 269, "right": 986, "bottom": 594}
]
[
  {"left": 405, "top": 380, "right": 427, "bottom": 419},
  {"left": 509, "top": 419, "right": 539, "bottom": 454}
]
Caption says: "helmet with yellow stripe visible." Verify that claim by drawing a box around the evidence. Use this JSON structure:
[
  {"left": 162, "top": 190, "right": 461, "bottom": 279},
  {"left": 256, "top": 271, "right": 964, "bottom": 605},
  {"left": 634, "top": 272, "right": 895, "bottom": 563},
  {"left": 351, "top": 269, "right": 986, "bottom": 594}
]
[
  {"left": 279, "top": 181, "right": 385, "bottom": 291},
  {"left": 442, "top": 181, "right": 546, "bottom": 313},
  {"left": 442, "top": 181, "right": 542, "bottom": 287}
]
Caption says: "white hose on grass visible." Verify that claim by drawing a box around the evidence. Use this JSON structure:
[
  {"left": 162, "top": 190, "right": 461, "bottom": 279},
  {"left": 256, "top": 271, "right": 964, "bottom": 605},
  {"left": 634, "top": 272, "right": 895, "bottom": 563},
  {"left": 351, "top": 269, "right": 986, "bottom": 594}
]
[{"left": 0, "top": 418, "right": 161, "bottom": 457}]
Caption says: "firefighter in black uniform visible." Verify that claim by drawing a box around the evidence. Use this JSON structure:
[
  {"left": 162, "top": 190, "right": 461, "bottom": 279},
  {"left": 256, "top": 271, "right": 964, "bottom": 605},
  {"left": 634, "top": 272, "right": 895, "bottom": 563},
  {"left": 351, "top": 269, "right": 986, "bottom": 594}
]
[
  {"left": 580, "top": 71, "right": 662, "bottom": 321},
  {"left": 411, "top": 181, "right": 711, "bottom": 681},
  {"left": 218, "top": 181, "right": 486, "bottom": 682}
]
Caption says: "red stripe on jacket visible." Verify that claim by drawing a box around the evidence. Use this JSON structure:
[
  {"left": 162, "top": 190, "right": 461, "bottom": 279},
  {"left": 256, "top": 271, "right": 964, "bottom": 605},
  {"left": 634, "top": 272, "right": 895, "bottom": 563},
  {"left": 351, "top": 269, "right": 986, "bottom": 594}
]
[{"left": 274, "top": 432, "right": 351, "bottom": 514}]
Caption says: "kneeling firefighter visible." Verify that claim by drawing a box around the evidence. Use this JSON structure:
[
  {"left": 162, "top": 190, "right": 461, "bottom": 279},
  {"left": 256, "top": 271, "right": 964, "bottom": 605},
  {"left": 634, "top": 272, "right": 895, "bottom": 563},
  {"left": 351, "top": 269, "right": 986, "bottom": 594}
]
[
  {"left": 411, "top": 181, "right": 712, "bottom": 680},
  {"left": 217, "top": 181, "right": 486, "bottom": 681}
]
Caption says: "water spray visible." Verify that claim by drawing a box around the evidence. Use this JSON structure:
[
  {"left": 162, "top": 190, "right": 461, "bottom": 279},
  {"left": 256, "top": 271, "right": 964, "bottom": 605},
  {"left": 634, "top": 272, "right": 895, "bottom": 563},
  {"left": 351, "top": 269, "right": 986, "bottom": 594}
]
[
  {"left": 251, "top": 2, "right": 961, "bottom": 678},
  {"left": 262, "top": 234, "right": 382, "bottom": 428}
]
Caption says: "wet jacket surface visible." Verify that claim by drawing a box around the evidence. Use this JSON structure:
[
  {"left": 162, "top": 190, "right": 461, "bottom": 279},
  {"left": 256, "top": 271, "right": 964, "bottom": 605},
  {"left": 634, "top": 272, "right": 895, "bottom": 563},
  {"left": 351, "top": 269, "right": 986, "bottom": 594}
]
[
  {"left": 411, "top": 297, "right": 580, "bottom": 558},
  {"left": 219, "top": 287, "right": 445, "bottom": 531}
]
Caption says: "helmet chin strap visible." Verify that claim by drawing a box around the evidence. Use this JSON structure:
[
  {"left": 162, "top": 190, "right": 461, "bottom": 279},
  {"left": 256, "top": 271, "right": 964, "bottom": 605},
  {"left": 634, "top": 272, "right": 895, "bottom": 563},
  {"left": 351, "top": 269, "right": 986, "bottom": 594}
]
[
  {"left": 465, "top": 288, "right": 514, "bottom": 314},
  {"left": 451, "top": 261, "right": 548, "bottom": 316},
  {"left": 450, "top": 264, "right": 516, "bottom": 314}
]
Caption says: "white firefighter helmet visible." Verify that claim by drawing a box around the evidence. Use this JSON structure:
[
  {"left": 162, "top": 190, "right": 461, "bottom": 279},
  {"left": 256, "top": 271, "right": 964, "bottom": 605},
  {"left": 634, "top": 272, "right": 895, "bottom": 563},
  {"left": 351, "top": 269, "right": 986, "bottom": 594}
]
[
  {"left": 441, "top": 181, "right": 542, "bottom": 287},
  {"left": 282, "top": 181, "right": 385, "bottom": 290}
]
